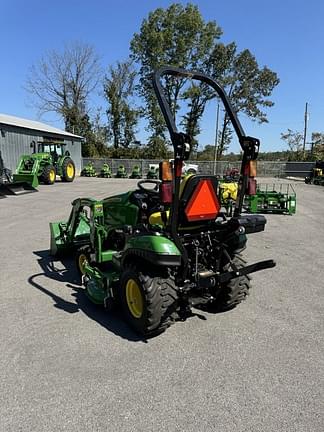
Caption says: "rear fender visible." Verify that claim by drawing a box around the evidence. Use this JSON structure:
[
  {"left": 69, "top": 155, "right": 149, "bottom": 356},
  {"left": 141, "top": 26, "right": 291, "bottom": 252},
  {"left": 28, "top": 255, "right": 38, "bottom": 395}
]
[{"left": 122, "top": 235, "right": 181, "bottom": 268}]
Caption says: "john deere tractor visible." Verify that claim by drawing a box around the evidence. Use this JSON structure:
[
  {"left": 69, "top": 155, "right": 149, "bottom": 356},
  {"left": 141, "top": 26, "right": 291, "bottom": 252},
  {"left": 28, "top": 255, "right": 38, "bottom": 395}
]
[
  {"left": 13, "top": 141, "right": 75, "bottom": 188},
  {"left": 50, "top": 67, "right": 275, "bottom": 337}
]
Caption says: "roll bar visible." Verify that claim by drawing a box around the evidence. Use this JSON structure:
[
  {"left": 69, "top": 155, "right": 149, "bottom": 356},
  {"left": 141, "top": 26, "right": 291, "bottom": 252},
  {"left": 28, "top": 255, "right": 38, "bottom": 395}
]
[{"left": 152, "top": 66, "right": 261, "bottom": 218}]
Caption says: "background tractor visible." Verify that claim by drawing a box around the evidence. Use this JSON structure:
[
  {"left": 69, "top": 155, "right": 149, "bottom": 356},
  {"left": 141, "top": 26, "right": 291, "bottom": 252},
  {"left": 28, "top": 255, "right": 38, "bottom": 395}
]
[
  {"left": 116, "top": 165, "right": 128, "bottom": 178},
  {"left": 130, "top": 165, "right": 142, "bottom": 179},
  {"left": 305, "top": 161, "right": 324, "bottom": 186},
  {"left": 81, "top": 161, "right": 97, "bottom": 177},
  {"left": 147, "top": 164, "right": 159, "bottom": 179},
  {"left": 13, "top": 141, "right": 75, "bottom": 188},
  {"left": 99, "top": 163, "right": 112, "bottom": 178},
  {"left": 50, "top": 66, "right": 275, "bottom": 337}
]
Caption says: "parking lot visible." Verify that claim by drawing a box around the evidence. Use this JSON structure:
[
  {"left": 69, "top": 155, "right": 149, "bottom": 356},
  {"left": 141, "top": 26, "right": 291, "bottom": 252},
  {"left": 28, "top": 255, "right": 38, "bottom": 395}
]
[{"left": 0, "top": 177, "right": 323, "bottom": 432}]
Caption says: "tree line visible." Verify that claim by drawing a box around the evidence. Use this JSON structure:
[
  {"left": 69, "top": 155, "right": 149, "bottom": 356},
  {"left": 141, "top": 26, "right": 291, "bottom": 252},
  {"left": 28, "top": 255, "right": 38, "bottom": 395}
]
[{"left": 26, "top": 3, "right": 319, "bottom": 161}]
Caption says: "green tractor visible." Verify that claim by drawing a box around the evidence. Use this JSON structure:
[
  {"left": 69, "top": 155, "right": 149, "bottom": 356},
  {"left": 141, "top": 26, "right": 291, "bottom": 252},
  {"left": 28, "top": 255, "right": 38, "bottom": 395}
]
[
  {"left": 50, "top": 67, "right": 275, "bottom": 337},
  {"left": 130, "top": 165, "right": 142, "bottom": 179},
  {"left": 81, "top": 162, "right": 97, "bottom": 177},
  {"left": 147, "top": 164, "right": 158, "bottom": 179},
  {"left": 116, "top": 165, "right": 127, "bottom": 178},
  {"left": 13, "top": 141, "right": 75, "bottom": 188},
  {"left": 99, "top": 163, "right": 112, "bottom": 178}
]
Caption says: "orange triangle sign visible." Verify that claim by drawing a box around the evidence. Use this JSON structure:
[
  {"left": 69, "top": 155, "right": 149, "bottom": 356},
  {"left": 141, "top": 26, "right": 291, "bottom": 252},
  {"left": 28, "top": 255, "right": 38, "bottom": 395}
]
[{"left": 185, "top": 179, "right": 220, "bottom": 222}]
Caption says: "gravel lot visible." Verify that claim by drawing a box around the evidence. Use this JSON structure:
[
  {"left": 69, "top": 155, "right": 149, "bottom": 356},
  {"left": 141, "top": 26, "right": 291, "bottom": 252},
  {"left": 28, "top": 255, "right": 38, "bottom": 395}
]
[{"left": 1, "top": 177, "right": 323, "bottom": 432}]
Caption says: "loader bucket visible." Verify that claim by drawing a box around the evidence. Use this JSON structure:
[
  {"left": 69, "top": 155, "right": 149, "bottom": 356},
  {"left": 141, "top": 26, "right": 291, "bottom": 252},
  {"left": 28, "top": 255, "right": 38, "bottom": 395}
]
[
  {"left": 0, "top": 181, "right": 37, "bottom": 195},
  {"left": 13, "top": 173, "right": 39, "bottom": 189}
]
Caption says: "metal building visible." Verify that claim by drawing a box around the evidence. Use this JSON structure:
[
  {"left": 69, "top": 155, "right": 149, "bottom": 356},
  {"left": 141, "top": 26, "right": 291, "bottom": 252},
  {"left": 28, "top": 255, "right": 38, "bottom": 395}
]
[{"left": 0, "top": 114, "right": 83, "bottom": 173}]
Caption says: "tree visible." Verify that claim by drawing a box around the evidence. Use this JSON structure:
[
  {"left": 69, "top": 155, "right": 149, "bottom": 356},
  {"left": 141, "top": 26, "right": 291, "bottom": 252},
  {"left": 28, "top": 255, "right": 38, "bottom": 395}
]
[
  {"left": 144, "top": 136, "right": 171, "bottom": 159},
  {"left": 281, "top": 129, "right": 304, "bottom": 160},
  {"left": 311, "top": 132, "right": 324, "bottom": 160},
  {"left": 131, "top": 4, "right": 279, "bottom": 154},
  {"left": 103, "top": 61, "right": 139, "bottom": 148},
  {"left": 183, "top": 42, "right": 279, "bottom": 158},
  {"left": 25, "top": 41, "right": 102, "bottom": 137},
  {"left": 130, "top": 3, "right": 222, "bottom": 137},
  {"left": 214, "top": 44, "right": 279, "bottom": 157}
]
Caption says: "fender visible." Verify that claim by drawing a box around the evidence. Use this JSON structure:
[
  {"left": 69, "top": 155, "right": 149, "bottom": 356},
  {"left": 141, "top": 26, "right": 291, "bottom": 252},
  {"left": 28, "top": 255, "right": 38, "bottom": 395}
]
[{"left": 122, "top": 235, "right": 181, "bottom": 267}]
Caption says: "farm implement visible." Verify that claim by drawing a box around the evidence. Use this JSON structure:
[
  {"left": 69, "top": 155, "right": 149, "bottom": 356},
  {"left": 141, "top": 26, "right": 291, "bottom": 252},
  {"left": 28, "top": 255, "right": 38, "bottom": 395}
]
[
  {"left": 245, "top": 183, "right": 296, "bottom": 215},
  {"left": 0, "top": 150, "right": 37, "bottom": 196},
  {"left": 50, "top": 66, "right": 275, "bottom": 337}
]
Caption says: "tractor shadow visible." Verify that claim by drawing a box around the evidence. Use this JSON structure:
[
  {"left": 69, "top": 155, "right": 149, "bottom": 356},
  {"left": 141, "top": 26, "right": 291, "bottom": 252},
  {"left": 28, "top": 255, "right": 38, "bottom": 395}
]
[{"left": 28, "top": 250, "right": 144, "bottom": 342}]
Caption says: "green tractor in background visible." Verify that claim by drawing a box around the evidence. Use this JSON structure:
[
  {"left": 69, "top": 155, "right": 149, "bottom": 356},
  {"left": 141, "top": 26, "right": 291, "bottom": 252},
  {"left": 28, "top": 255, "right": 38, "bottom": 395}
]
[
  {"left": 130, "top": 165, "right": 142, "bottom": 179},
  {"left": 147, "top": 164, "right": 158, "bottom": 179},
  {"left": 50, "top": 67, "right": 275, "bottom": 337},
  {"left": 99, "top": 163, "right": 112, "bottom": 178},
  {"left": 116, "top": 165, "right": 127, "bottom": 178},
  {"left": 81, "top": 162, "right": 97, "bottom": 177},
  {"left": 13, "top": 141, "right": 75, "bottom": 188}
]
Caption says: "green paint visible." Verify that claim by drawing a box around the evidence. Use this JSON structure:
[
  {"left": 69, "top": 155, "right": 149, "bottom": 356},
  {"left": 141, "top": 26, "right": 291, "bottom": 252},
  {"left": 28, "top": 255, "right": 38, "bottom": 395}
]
[{"left": 126, "top": 235, "right": 181, "bottom": 255}]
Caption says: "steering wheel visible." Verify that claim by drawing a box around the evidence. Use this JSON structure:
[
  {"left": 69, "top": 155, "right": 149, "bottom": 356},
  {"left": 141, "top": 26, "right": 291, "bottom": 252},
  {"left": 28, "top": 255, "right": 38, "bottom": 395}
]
[{"left": 137, "top": 179, "right": 161, "bottom": 194}]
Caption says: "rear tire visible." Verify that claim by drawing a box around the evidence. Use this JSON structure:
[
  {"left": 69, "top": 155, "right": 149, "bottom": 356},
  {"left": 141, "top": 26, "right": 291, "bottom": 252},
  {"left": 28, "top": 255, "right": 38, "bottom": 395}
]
[
  {"left": 41, "top": 164, "right": 56, "bottom": 185},
  {"left": 61, "top": 158, "right": 75, "bottom": 182},
  {"left": 217, "top": 254, "right": 251, "bottom": 311},
  {"left": 120, "top": 266, "right": 178, "bottom": 336}
]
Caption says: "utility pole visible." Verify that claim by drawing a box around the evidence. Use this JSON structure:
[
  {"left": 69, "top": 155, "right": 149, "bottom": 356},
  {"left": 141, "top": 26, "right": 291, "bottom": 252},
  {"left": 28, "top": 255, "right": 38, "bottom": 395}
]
[
  {"left": 302, "top": 102, "right": 308, "bottom": 159},
  {"left": 213, "top": 102, "right": 220, "bottom": 175}
]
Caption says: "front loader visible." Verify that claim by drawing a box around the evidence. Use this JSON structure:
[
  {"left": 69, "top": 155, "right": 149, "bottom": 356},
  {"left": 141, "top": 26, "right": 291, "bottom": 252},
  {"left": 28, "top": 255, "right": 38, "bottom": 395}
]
[
  {"left": 12, "top": 141, "right": 75, "bottom": 191},
  {"left": 0, "top": 150, "right": 37, "bottom": 196},
  {"left": 50, "top": 66, "right": 275, "bottom": 337}
]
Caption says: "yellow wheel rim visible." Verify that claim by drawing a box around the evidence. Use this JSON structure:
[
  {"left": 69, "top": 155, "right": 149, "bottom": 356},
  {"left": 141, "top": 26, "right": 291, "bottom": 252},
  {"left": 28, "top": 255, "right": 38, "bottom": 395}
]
[
  {"left": 67, "top": 163, "right": 74, "bottom": 178},
  {"left": 49, "top": 169, "right": 56, "bottom": 182},
  {"left": 78, "top": 253, "right": 88, "bottom": 275},
  {"left": 126, "top": 279, "right": 143, "bottom": 318}
]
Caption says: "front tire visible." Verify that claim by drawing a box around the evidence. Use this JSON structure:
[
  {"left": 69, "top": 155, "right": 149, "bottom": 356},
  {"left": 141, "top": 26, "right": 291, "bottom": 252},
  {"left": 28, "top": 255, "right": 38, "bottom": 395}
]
[
  {"left": 75, "top": 246, "right": 92, "bottom": 278},
  {"left": 120, "top": 266, "right": 178, "bottom": 336}
]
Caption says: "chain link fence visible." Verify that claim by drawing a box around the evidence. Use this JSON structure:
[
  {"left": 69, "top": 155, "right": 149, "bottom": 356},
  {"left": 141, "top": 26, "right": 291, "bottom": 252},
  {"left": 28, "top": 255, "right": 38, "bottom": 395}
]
[{"left": 82, "top": 158, "right": 287, "bottom": 177}]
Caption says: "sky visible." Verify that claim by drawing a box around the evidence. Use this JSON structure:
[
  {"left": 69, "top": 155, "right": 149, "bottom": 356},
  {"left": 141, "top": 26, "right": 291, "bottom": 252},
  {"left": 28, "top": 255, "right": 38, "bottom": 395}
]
[{"left": 1, "top": 0, "right": 324, "bottom": 154}]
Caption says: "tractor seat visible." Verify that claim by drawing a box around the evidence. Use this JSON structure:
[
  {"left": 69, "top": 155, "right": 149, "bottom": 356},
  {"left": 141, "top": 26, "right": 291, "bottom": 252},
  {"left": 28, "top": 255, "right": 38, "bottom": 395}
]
[{"left": 149, "top": 175, "right": 220, "bottom": 227}]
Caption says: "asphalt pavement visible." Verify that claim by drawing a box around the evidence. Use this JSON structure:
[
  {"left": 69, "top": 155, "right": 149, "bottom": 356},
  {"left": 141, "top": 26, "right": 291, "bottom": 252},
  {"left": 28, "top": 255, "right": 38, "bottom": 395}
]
[{"left": 0, "top": 177, "right": 323, "bottom": 432}]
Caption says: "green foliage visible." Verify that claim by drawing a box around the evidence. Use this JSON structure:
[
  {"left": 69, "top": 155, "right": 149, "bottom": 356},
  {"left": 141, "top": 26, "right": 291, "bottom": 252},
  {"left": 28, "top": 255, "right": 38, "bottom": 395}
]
[
  {"left": 130, "top": 4, "right": 279, "bottom": 154},
  {"left": 103, "top": 60, "right": 139, "bottom": 148},
  {"left": 130, "top": 3, "right": 222, "bottom": 137},
  {"left": 145, "top": 136, "right": 172, "bottom": 159},
  {"left": 205, "top": 42, "right": 279, "bottom": 157}
]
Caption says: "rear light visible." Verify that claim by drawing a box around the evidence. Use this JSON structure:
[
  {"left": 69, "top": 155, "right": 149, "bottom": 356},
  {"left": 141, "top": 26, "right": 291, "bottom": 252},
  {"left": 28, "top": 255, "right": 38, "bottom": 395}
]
[
  {"left": 160, "top": 182, "right": 173, "bottom": 204},
  {"left": 159, "top": 161, "right": 173, "bottom": 181},
  {"left": 247, "top": 178, "right": 257, "bottom": 195},
  {"left": 249, "top": 160, "right": 257, "bottom": 177},
  {"left": 244, "top": 160, "right": 257, "bottom": 177}
]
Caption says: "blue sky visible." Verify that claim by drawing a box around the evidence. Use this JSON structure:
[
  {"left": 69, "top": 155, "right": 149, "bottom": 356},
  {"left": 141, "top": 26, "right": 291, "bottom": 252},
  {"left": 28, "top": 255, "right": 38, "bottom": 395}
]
[{"left": 1, "top": 0, "right": 323, "bottom": 153}]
